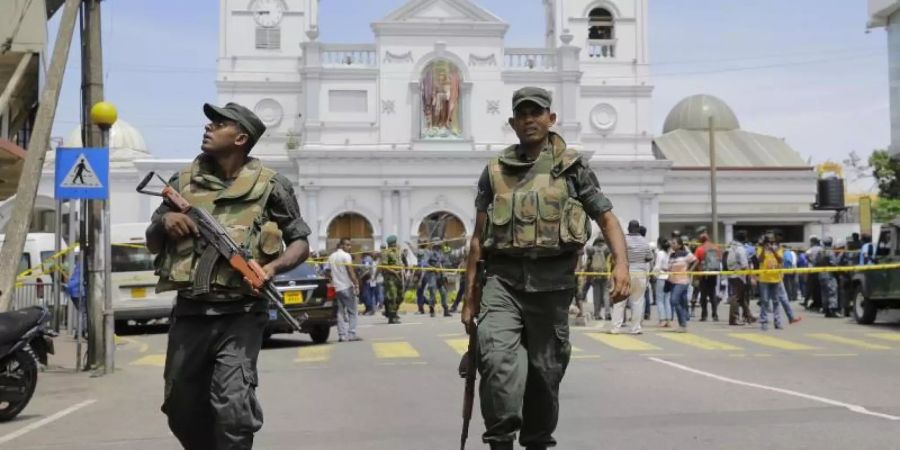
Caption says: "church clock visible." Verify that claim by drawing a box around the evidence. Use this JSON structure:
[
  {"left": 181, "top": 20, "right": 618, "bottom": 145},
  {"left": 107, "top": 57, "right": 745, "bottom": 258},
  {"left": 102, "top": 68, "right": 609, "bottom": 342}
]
[{"left": 250, "top": 0, "right": 286, "bottom": 28}]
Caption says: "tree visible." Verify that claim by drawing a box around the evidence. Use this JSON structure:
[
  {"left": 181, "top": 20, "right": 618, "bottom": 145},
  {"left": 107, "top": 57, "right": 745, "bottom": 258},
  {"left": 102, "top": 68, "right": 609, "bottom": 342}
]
[
  {"left": 869, "top": 149, "right": 900, "bottom": 199},
  {"left": 873, "top": 198, "right": 900, "bottom": 222}
]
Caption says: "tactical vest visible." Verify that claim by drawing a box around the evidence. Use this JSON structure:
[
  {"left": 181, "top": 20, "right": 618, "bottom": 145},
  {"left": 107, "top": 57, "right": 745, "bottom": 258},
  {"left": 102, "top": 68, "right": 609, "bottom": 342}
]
[
  {"left": 483, "top": 133, "right": 591, "bottom": 257},
  {"left": 155, "top": 158, "right": 284, "bottom": 297}
]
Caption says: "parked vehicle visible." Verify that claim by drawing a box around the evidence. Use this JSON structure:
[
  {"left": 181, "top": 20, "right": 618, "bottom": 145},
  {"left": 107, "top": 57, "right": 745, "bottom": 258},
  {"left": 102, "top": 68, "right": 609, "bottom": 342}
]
[
  {"left": 268, "top": 262, "right": 336, "bottom": 343},
  {"left": 851, "top": 219, "right": 900, "bottom": 324},
  {"left": 110, "top": 223, "right": 175, "bottom": 327},
  {"left": 0, "top": 232, "right": 68, "bottom": 297},
  {"left": 0, "top": 306, "right": 55, "bottom": 421}
]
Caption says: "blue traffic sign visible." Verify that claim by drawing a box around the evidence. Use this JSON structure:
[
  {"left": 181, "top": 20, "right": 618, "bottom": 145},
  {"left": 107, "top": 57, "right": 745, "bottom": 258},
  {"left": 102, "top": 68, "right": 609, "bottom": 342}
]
[{"left": 54, "top": 147, "right": 109, "bottom": 200}]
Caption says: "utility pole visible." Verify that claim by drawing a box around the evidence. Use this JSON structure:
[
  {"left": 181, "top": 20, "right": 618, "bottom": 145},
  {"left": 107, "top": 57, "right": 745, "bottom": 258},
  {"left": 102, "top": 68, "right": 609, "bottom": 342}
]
[
  {"left": 709, "top": 115, "right": 719, "bottom": 245},
  {"left": 90, "top": 102, "right": 116, "bottom": 374},
  {"left": 0, "top": 0, "right": 82, "bottom": 311},
  {"left": 81, "top": 0, "right": 106, "bottom": 371}
]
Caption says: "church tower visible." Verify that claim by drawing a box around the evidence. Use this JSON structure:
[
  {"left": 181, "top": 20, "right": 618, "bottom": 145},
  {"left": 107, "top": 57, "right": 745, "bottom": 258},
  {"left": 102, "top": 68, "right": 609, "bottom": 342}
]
[
  {"left": 217, "top": 0, "right": 321, "bottom": 155},
  {"left": 545, "top": 0, "right": 648, "bottom": 65},
  {"left": 219, "top": 0, "right": 319, "bottom": 61}
]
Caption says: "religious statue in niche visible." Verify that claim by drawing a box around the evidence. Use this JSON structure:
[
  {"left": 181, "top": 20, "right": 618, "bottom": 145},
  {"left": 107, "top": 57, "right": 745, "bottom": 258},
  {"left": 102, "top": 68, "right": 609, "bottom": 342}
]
[{"left": 421, "top": 60, "right": 462, "bottom": 139}]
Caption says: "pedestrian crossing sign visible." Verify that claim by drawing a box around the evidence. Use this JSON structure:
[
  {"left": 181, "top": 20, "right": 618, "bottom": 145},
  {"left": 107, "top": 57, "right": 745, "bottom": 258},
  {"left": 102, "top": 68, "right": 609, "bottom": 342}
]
[{"left": 54, "top": 147, "right": 109, "bottom": 200}]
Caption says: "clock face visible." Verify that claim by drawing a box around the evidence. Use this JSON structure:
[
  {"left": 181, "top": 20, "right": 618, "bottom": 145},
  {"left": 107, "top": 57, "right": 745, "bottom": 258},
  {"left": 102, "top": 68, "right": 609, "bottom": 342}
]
[{"left": 251, "top": 0, "right": 285, "bottom": 28}]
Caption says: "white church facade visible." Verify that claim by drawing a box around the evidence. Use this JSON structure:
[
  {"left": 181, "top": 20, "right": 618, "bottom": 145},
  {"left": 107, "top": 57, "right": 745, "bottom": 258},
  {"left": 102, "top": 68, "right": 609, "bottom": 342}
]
[{"left": 24, "top": 0, "right": 835, "bottom": 251}]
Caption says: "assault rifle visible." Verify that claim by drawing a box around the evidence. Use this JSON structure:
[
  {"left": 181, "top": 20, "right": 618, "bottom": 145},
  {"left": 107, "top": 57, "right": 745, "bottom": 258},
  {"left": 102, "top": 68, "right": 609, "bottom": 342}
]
[
  {"left": 458, "top": 260, "right": 484, "bottom": 450},
  {"left": 137, "top": 172, "right": 305, "bottom": 333}
]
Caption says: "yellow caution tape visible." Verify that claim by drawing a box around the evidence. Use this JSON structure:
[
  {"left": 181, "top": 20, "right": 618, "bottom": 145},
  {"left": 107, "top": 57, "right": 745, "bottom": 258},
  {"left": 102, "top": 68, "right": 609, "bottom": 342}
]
[
  {"left": 305, "top": 259, "right": 900, "bottom": 277},
  {"left": 15, "top": 243, "right": 78, "bottom": 280}
]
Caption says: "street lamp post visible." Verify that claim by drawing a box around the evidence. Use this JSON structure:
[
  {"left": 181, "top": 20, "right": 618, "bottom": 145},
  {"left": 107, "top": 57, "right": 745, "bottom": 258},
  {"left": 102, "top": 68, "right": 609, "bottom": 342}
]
[
  {"left": 89, "top": 101, "right": 116, "bottom": 374},
  {"left": 709, "top": 115, "right": 719, "bottom": 245}
]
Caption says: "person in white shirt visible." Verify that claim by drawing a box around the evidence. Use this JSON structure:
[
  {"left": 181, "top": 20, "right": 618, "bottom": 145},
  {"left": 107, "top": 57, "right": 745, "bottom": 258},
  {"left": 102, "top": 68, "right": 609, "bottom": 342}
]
[
  {"left": 653, "top": 238, "right": 672, "bottom": 327},
  {"left": 328, "top": 238, "right": 362, "bottom": 342}
]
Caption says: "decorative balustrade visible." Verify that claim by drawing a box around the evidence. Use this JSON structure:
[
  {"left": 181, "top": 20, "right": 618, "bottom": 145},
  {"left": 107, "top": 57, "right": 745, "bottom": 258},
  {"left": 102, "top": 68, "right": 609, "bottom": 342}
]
[
  {"left": 587, "top": 39, "right": 617, "bottom": 59},
  {"left": 321, "top": 44, "right": 378, "bottom": 68},
  {"left": 503, "top": 48, "right": 557, "bottom": 70}
]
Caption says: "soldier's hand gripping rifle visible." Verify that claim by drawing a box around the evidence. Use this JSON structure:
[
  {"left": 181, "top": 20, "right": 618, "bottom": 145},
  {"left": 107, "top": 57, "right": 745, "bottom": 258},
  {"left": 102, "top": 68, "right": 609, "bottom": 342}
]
[
  {"left": 458, "top": 260, "right": 484, "bottom": 450},
  {"left": 137, "top": 172, "right": 305, "bottom": 333}
]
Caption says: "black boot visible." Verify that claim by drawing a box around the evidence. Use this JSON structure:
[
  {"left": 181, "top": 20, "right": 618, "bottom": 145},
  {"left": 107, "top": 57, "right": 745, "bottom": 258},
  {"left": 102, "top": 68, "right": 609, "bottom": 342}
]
[{"left": 489, "top": 442, "right": 514, "bottom": 450}]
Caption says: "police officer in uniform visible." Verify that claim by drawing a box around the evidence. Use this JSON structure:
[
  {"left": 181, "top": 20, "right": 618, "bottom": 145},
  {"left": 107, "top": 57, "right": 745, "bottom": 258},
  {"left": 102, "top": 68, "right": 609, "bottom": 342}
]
[
  {"left": 146, "top": 102, "right": 311, "bottom": 449},
  {"left": 382, "top": 235, "right": 404, "bottom": 324},
  {"left": 461, "top": 87, "right": 630, "bottom": 450}
]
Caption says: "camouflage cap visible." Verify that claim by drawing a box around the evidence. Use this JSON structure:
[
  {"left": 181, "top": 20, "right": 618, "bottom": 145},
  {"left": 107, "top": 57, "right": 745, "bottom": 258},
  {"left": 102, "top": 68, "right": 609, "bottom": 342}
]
[
  {"left": 386, "top": 235, "right": 397, "bottom": 245},
  {"left": 512, "top": 86, "right": 552, "bottom": 111},
  {"left": 203, "top": 102, "right": 266, "bottom": 148}
]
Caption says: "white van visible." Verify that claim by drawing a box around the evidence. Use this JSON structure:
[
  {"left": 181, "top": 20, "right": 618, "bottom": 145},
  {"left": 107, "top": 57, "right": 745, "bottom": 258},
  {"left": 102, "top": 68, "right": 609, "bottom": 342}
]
[
  {"left": 0, "top": 233, "right": 68, "bottom": 308},
  {"left": 110, "top": 223, "right": 174, "bottom": 325},
  {"left": 0, "top": 232, "right": 67, "bottom": 281}
]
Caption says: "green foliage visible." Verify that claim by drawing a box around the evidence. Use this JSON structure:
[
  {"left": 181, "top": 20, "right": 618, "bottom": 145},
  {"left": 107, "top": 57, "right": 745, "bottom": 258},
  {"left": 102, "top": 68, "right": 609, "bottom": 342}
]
[
  {"left": 869, "top": 149, "right": 900, "bottom": 199},
  {"left": 873, "top": 198, "right": 900, "bottom": 223}
]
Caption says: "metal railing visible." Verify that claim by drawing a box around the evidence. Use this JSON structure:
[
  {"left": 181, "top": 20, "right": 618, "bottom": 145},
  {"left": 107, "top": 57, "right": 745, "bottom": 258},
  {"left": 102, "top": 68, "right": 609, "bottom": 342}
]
[
  {"left": 321, "top": 44, "right": 378, "bottom": 68},
  {"left": 504, "top": 48, "right": 557, "bottom": 70},
  {"left": 587, "top": 39, "right": 617, "bottom": 59}
]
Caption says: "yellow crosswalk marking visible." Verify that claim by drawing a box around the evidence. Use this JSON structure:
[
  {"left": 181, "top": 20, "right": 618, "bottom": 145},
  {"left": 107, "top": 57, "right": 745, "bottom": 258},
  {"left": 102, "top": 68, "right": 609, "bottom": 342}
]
[
  {"left": 572, "top": 346, "right": 584, "bottom": 353},
  {"left": 867, "top": 332, "right": 900, "bottom": 343},
  {"left": 130, "top": 354, "right": 166, "bottom": 367},
  {"left": 728, "top": 333, "right": 815, "bottom": 350},
  {"left": 373, "top": 342, "right": 420, "bottom": 359},
  {"left": 295, "top": 345, "right": 333, "bottom": 362},
  {"left": 658, "top": 333, "right": 742, "bottom": 350},
  {"left": 806, "top": 333, "right": 891, "bottom": 350},
  {"left": 586, "top": 332, "right": 660, "bottom": 351},
  {"left": 446, "top": 339, "right": 469, "bottom": 356}
]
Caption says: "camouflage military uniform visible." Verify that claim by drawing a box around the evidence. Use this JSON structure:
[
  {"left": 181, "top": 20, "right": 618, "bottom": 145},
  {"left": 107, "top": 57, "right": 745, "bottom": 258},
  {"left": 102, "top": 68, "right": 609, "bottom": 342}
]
[
  {"left": 149, "top": 154, "right": 310, "bottom": 449},
  {"left": 382, "top": 236, "right": 404, "bottom": 324},
  {"left": 818, "top": 246, "right": 839, "bottom": 314},
  {"left": 475, "top": 131, "right": 613, "bottom": 448}
]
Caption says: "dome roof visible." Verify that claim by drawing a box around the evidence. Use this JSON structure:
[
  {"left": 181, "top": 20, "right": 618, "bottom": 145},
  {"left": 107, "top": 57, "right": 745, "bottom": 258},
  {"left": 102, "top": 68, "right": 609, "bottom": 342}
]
[
  {"left": 662, "top": 94, "right": 740, "bottom": 134},
  {"left": 48, "top": 120, "right": 151, "bottom": 169}
]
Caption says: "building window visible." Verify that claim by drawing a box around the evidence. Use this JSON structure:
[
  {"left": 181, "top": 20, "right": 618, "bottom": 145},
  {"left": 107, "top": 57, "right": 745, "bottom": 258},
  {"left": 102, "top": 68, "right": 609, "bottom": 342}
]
[
  {"left": 587, "top": 7, "right": 615, "bottom": 59},
  {"left": 588, "top": 7, "right": 614, "bottom": 40},
  {"left": 255, "top": 26, "right": 281, "bottom": 50}
]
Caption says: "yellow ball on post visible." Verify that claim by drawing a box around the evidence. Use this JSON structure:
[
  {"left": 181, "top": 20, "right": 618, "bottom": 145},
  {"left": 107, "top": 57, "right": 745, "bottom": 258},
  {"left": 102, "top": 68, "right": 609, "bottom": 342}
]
[{"left": 89, "top": 101, "right": 117, "bottom": 129}]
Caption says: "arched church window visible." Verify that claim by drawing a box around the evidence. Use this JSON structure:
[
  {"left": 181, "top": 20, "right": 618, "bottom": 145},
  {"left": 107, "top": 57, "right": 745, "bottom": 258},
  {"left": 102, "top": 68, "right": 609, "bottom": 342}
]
[
  {"left": 421, "top": 60, "right": 463, "bottom": 139},
  {"left": 588, "top": 7, "right": 614, "bottom": 40},
  {"left": 587, "top": 7, "right": 615, "bottom": 58}
]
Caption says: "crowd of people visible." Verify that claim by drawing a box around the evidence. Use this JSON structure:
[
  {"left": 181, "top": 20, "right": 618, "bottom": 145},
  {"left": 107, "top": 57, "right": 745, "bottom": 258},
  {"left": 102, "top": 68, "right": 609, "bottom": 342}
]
[
  {"left": 313, "top": 236, "right": 469, "bottom": 339},
  {"left": 316, "top": 225, "right": 877, "bottom": 340},
  {"left": 571, "top": 223, "right": 878, "bottom": 334}
]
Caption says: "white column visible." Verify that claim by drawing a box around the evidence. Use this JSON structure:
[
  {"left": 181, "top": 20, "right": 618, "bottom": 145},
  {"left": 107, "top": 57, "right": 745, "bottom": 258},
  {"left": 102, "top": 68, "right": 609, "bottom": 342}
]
[
  {"left": 638, "top": 191, "right": 657, "bottom": 242},
  {"left": 381, "top": 188, "right": 393, "bottom": 244},
  {"left": 399, "top": 189, "right": 411, "bottom": 244},
  {"left": 304, "top": 186, "right": 321, "bottom": 251},
  {"left": 556, "top": 44, "right": 581, "bottom": 144},
  {"left": 723, "top": 220, "right": 735, "bottom": 244},
  {"left": 300, "top": 41, "right": 323, "bottom": 143}
]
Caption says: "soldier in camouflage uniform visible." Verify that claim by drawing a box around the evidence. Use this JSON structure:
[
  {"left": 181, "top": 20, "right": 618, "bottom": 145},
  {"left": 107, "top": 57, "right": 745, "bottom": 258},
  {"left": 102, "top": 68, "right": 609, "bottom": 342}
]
[
  {"left": 146, "top": 102, "right": 310, "bottom": 449},
  {"left": 818, "top": 236, "right": 840, "bottom": 317},
  {"left": 461, "top": 87, "right": 630, "bottom": 450},
  {"left": 382, "top": 235, "right": 404, "bottom": 324}
]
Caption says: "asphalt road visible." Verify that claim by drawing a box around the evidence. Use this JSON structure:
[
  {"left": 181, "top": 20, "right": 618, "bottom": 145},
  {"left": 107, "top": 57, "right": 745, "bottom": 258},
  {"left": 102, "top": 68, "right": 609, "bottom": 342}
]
[{"left": 3, "top": 307, "right": 900, "bottom": 450}]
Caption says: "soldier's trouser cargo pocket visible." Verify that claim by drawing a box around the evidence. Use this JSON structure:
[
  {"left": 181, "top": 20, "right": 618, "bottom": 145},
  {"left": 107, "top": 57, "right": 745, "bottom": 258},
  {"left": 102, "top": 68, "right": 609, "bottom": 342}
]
[
  {"left": 477, "top": 277, "right": 572, "bottom": 448},
  {"left": 162, "top": 311, "right": 266, "bottom": 450}
]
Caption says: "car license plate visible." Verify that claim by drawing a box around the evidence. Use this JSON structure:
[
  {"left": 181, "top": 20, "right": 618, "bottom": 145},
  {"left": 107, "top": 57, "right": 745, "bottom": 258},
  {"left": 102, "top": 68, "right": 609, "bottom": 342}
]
[
  {"left": 283, "top": 291, "right": 304, "bottom": 305},
  {"left": 269, "top": 310, "right": 277, "bottom": 321},
  {"left": 131, "top": 287, "right": 147, "bottom": 299}
]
